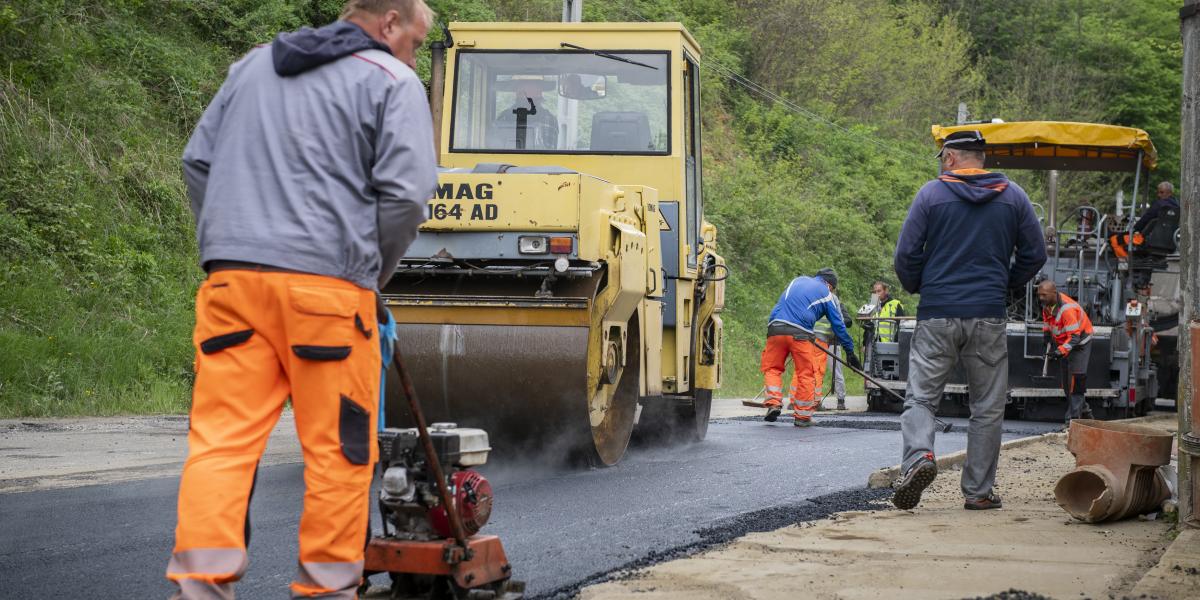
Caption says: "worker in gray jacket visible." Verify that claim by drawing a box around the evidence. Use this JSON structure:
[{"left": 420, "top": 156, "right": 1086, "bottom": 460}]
[{"left": 168, "top": 2, "right": 437, "bottom": 598}]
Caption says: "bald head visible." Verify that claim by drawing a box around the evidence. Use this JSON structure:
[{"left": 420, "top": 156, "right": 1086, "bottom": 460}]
[{"left": 1037, "top": 280, "right": 1058, "bottom": 307}]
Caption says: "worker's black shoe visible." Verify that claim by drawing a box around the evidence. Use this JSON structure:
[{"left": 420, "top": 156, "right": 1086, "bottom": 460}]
[
  {"left": 963, "top": 492, "right": 1003, "bottom": 510},
  {"left": 892, "top": 455, "right": 937, "bottom": 510},
  {"left": 764, "top": 406, "right": 782, "bottom": 422},
  {"left": 836, "top": 399, "right": 847, "bottom": 410}
]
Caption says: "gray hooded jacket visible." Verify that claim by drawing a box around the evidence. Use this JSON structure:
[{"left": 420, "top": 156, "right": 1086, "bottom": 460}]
[{"left": 183, "top": 21, "right": 437, "bottom": 290}]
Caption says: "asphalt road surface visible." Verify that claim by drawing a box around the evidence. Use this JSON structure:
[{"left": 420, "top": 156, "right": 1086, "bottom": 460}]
[{"left": 0, "top": 415, "right": 1057, "bottom": 598}]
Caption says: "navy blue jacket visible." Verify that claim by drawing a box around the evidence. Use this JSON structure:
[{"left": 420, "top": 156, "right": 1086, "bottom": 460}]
[
  {"left": 1133, "top": 196, "right": 1179, "bottom": 233},
  {"left": 894, "top": 169, "right": 1047, "bottom": 319}
]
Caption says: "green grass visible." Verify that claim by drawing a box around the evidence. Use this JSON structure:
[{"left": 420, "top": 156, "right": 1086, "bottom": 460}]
[{"left": 0, "top": 2, "right": 211, "bottom": 417}]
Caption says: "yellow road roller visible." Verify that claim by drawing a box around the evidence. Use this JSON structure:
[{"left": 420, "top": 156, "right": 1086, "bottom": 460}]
[{"left": 383, "top": 22, "right": 725, "bottom": 466}]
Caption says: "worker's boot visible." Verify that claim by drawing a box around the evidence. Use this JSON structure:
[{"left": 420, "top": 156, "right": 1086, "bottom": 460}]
[
  {"left": 836, "top": 398, "right": 847, "bottom": 411},
  {"left": 793, "top": 417, "right": 812, "bottom": 428},
  {"left": 764, "top": 405, "right": 782, "bottom": 422},
  {"left": 892, "top": 453, "right": 937, "bottom": 510},
  {"left": 963, "top": 491, "right": 1003, "bottom": 511}
]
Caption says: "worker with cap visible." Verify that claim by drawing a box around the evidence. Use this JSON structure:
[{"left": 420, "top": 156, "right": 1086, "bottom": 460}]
[
  {"left": 169, "top": 1, "right": 437, "bottom": 597},
  {"left": 813, "top": 296, "right": 853, "bottom": 410},
  {"left": 1037, "top": 280, "right": 1095, "bottom": 424},
  {"left": 761, "top": 268, "right": 861, "bottom": 427},
  {"left": 892, "top": 130, "right": 1046, "bottom": 511}
]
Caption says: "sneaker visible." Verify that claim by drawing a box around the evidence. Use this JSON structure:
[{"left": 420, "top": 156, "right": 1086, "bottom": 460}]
[
  {"left": 963, "top": 492, "right": 1003, "bottom": 510},
  {"left": 764, "top": 406, "right": 782, "bottom": 422},
  {"left": 793, "top": 418, "right": 812, "bottom": 428},
  {"left": 892, "top": 455, "right": 937, "bottom": 510}
]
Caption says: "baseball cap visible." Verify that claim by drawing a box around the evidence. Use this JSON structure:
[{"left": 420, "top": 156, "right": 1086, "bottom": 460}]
[
  {"left": 814, "top": 267, "right": 838, "bottom": 290},
  {"left": 936, "top": 130, "right": 987, "bottom": 158}
]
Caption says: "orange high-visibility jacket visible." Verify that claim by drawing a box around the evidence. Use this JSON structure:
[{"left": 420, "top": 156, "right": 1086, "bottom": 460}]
[{"left": 1042, "top": 292, "right": 1094, "bottom": 355}]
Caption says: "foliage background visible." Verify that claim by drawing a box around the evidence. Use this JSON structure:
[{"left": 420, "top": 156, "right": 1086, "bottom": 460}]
[{"left": 0, "top": 0, "right": 1183, "bottom": 415}]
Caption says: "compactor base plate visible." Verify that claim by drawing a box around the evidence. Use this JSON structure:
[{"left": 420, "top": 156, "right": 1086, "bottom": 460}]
[{"left": 364, "top": 534, "right": 516, "bottom": 591}]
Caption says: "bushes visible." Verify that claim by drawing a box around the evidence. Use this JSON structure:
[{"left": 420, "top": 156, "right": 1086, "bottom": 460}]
[
  {"left": 0, "top": 3, "right": 207, "bottom": 416},
  {"left": 0, "top": 0, "right": 1182, "bottom": 414}
]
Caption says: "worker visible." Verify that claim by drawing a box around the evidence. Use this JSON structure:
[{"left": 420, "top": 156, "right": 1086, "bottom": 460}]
[
  {"left": 892, "top": 130, "right": 1047, "bottom": 511},
  {"left": 1109, "top": 181, "right": 1179, "bottom": 256},
  {"left": 813, "top": 298, "right": 852, "bottom": 410},
  {"left": 1134, "top": 182, "right": 1180, "bottom": 234},
  {"left": 1037, "top": 280, "right": 1095, "bottom": 424},
  {"left": 168, "top": 1, "right": 437, "bottom": 598},
  {"left": 871, "top": 280, "right": 905, "bottom": 343},
  {"left": 761, "top": 268, "right": 861, "bottom": 427},
  {"left": 492, "top": 78, "right": 559, "bottom": 150}
]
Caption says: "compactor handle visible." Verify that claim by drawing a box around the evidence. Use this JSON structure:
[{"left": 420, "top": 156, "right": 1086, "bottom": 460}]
[{"left": 391, "top": 347, "right": 473, "bottom": 556}]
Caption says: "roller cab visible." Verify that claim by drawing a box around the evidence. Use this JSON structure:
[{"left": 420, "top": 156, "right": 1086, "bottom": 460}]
[{"left": 383, "top": 22, "right": 725, "bottom": 466}]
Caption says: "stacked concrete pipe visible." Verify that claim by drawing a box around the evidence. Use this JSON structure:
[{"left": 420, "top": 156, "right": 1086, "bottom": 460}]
[{"left": 1054, "top": 419, "right": 1174, "bottom": 523}]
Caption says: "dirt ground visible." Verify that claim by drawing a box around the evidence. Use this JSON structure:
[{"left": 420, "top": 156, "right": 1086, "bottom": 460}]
[{"left": 581, "top": 425, "right": 1178, "bottom": 600}]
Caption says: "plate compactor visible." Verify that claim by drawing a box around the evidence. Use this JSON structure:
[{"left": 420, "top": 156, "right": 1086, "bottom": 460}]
[{"left": 362, "top": 349, "right": 523, "bottom": 600}]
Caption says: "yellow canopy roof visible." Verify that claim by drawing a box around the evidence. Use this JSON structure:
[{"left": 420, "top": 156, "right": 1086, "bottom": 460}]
[{"left": 932, "top": 121, "right": 1156, "bottom": 172}]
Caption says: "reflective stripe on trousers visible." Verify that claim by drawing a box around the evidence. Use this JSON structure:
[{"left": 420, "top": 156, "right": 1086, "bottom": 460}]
[
  {"left": 169, "top": 270, "right": 379, "bottom": 599},
  {"left": 761, "top": 335, "right": 824, "bottom": 420}
]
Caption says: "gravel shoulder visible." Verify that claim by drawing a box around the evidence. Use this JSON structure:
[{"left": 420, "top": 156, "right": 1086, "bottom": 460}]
[{"left": 580, "top": 416, "right": 1181, "bottom": 600}]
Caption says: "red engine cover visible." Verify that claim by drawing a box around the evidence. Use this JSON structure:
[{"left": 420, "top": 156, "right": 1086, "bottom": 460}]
[{"left": 429, "top": 469, "right": 493, "bottom": 537}]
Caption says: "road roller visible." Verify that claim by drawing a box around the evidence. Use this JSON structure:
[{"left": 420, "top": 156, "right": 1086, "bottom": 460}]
[{"left": 382, "top": 22, "right": 725, "bottom": 466}]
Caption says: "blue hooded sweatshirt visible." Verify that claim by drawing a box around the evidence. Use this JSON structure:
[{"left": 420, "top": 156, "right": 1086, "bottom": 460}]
[
  {"left": 893, "top": 169, "right": 1046, "bottom": 320},
  {"left": 767, "top": 276, "right": 855, "bottom": 354}
]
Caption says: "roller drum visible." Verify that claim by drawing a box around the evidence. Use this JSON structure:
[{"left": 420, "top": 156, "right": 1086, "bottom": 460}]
[{"left": 385, "top": 323, "right": 611, "bottom": 464}]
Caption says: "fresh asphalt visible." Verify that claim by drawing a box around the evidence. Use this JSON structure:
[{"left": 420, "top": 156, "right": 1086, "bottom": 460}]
[{"left": 0, "top": 414, "right": 1058, "bottom": 598}]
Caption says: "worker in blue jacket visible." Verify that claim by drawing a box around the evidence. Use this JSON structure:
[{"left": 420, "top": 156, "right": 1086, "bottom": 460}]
[{"left": 761, "top": 268, "right": 861, "bottom": 427}]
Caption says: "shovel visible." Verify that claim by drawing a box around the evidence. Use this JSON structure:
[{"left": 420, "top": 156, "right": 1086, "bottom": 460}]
[{"left": 1032, "top": 342, "right": 1059, "bottom": 386}]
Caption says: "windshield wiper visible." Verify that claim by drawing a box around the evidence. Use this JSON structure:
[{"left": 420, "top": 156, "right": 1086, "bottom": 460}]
[{"left": 559, "top": 43, "right": 658, "bottom": 70}]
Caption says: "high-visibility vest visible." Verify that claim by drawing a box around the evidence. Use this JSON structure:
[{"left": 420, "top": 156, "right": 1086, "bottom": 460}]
[
  {"left": 877, "top": 298, "right": 903, "bottom": 342},
  {"left": 813, "top": 298, "right": 847, "bottom": 342},
  {"left": 1041, "top": 292, "right": 1094, "bottom": 355}
]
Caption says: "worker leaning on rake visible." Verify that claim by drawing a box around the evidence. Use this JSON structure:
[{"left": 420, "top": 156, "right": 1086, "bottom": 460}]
[
  {"left": 760, "top": 268, "right": 861, "bottom": 427},
  {"left": 168, "top": 1, "right": 437, "bottom": 598}
]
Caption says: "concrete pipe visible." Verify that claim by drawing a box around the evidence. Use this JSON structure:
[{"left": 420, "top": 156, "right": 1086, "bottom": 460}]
[{"left": 1054, "top": 419, "right": 1173, "bottom": 522}]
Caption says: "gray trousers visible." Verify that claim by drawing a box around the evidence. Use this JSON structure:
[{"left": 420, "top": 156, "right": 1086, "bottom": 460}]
[
  {"left": 900, "top": 317, "right": 1008, "bottom": 500},
  {"left": 823, "top": 344, "right": 846, "bottom": 401},
  {"left": 1061, "top": 341, "right": 1093, "bottom": 422}
]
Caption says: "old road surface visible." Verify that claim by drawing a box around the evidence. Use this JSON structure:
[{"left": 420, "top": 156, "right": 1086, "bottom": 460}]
[{"left": 0, "top": 412, "right": 1058, "bottom": 599}]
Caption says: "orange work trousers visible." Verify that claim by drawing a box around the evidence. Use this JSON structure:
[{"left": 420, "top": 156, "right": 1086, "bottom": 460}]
[
  {"left": 167, "top": 269, "right": 380, "bottom": 599},
  {"left": 812, "top": 339, "right": 830, "bottom": 401},
  {"left": 760, "top": 335, "right": 825, "bottom": 422}
]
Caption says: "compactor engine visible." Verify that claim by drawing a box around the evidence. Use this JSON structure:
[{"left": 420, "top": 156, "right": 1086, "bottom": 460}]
[{"left": 377, "top": 424, "right": 493, "bottom": 539}]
